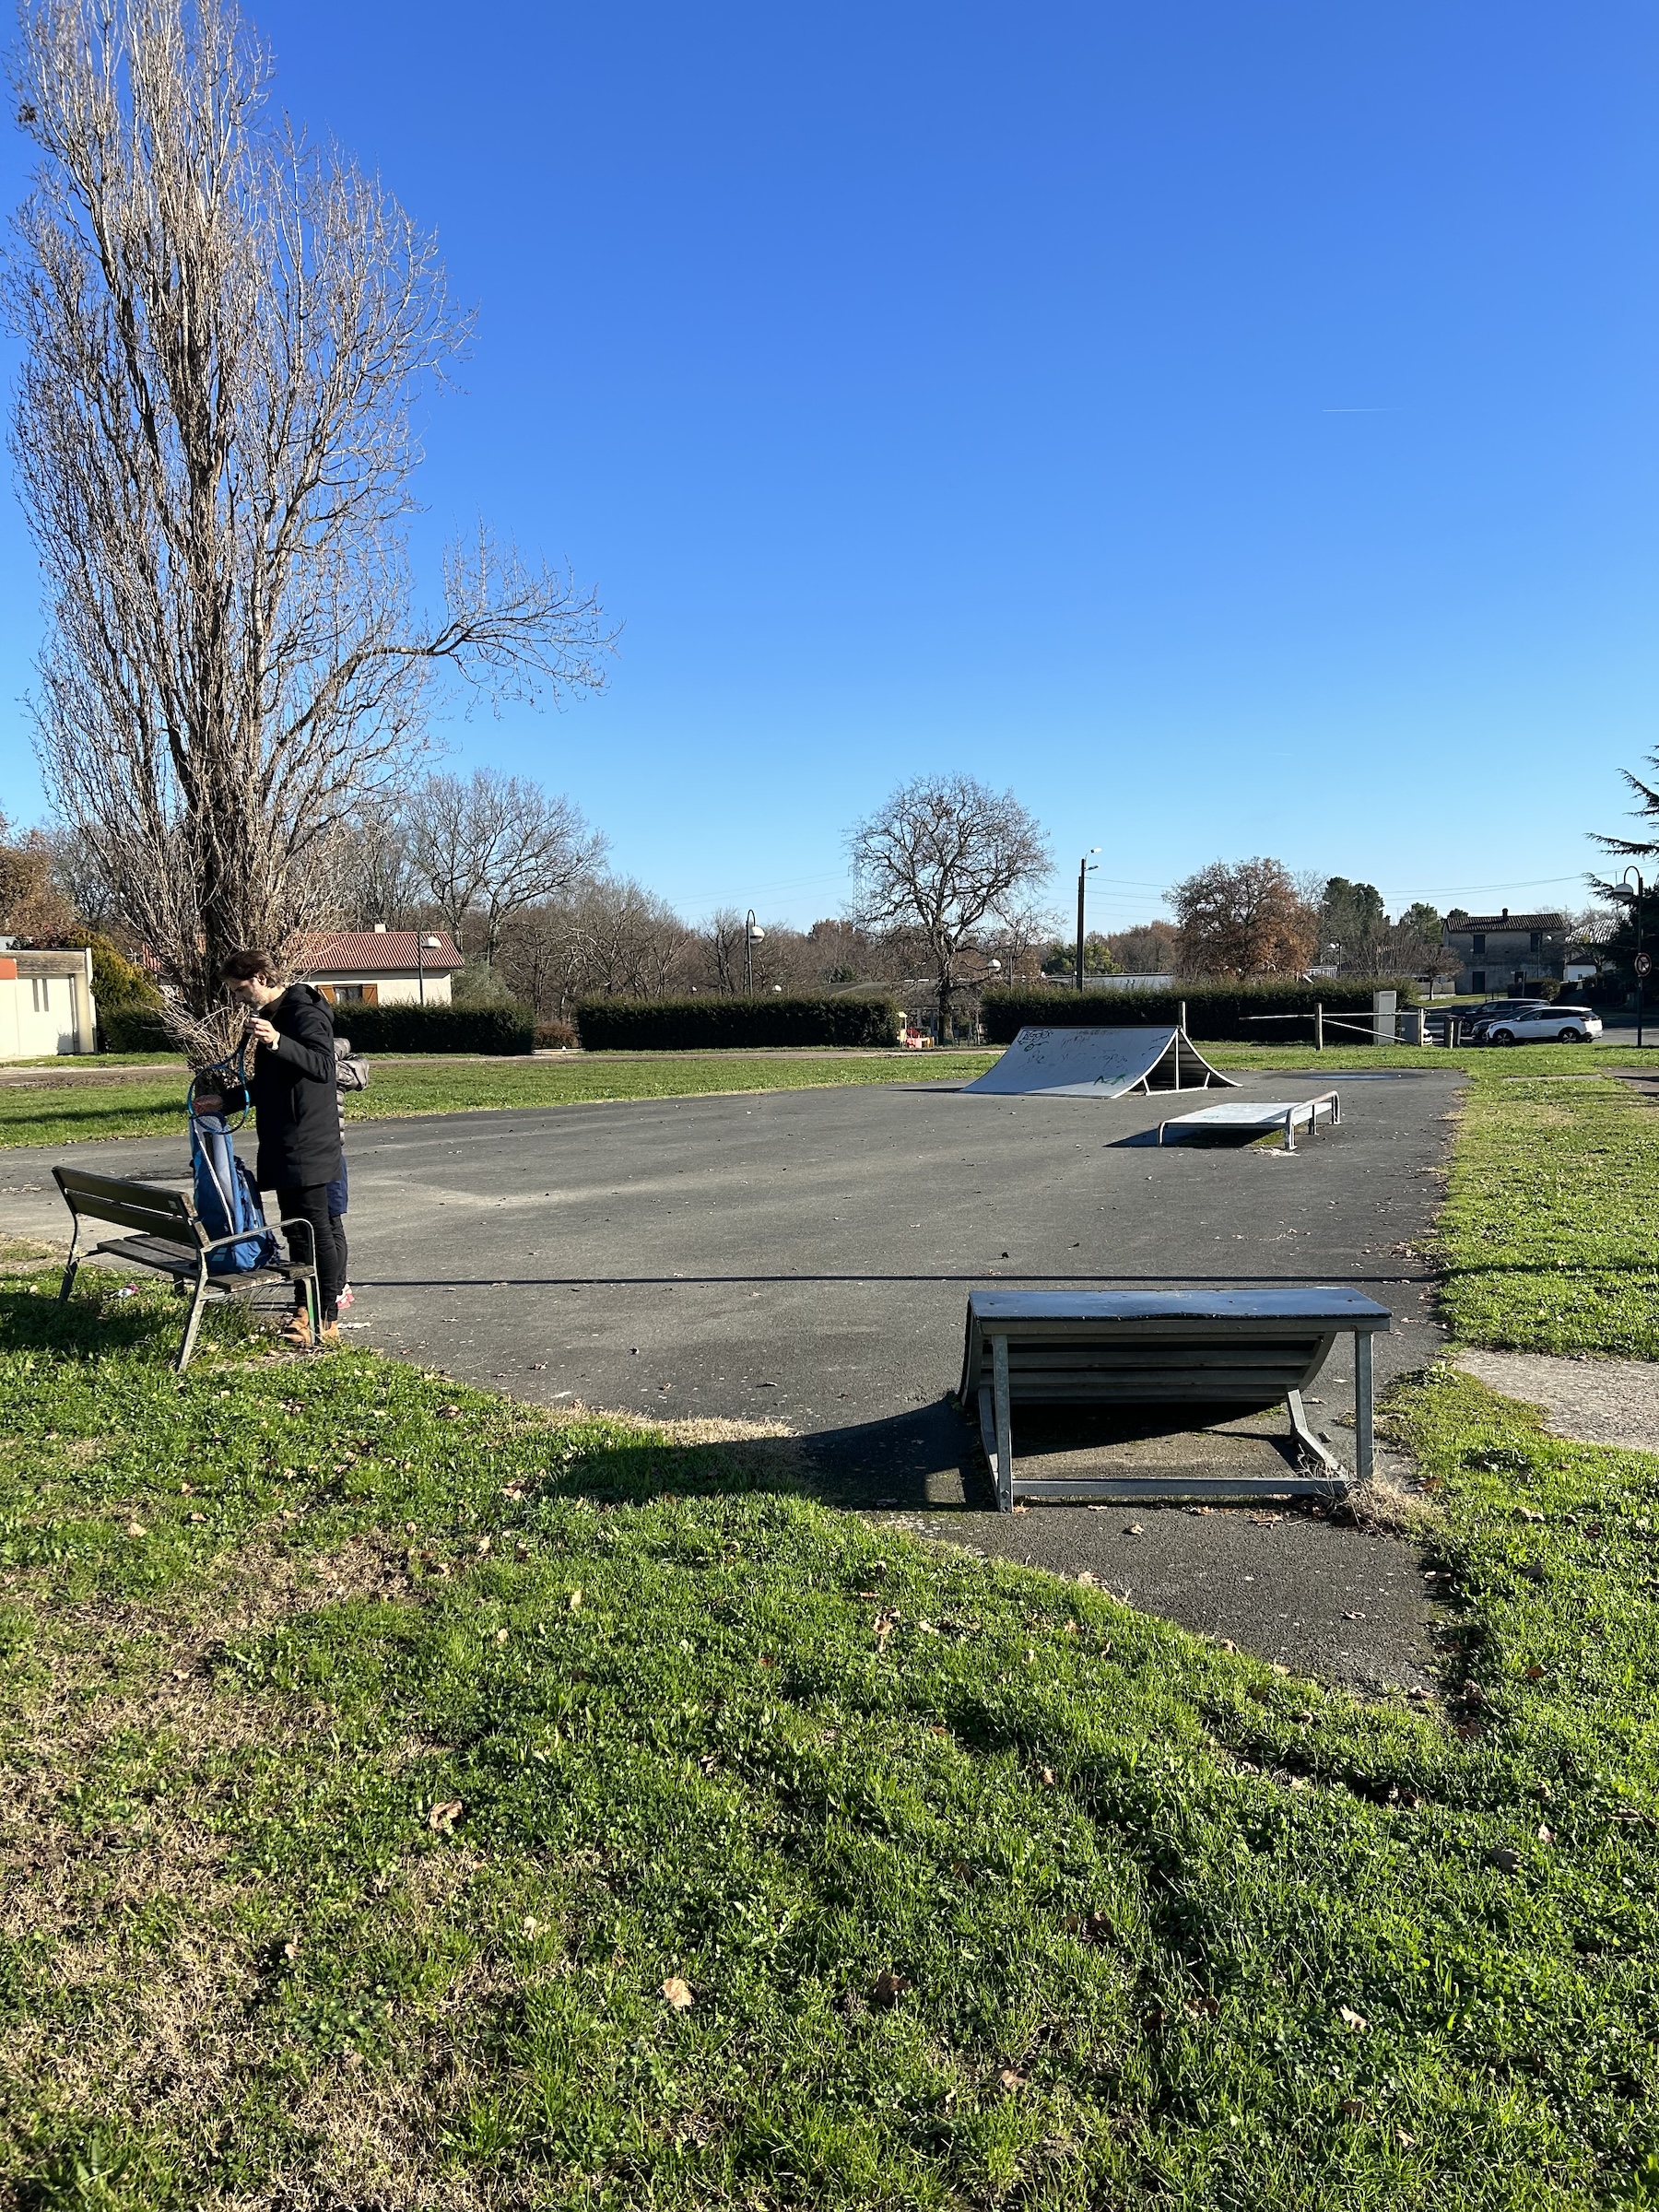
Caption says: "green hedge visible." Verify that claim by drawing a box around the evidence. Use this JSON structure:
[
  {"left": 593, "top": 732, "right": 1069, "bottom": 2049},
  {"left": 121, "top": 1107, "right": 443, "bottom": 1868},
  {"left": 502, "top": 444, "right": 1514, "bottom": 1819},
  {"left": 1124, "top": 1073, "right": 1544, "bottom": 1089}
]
[
  {"left": 99, "top": 1006, "right": 173, "bottom": 1052},
  {"left": 327, "top": 1003, "right": 534, "bottom": 1055},
  {"left": 575, "top": 995, "right": 900, "bottom": 1051},
  {"left": 980, "top": 979, "right": 1420, "bottom": 1046}
]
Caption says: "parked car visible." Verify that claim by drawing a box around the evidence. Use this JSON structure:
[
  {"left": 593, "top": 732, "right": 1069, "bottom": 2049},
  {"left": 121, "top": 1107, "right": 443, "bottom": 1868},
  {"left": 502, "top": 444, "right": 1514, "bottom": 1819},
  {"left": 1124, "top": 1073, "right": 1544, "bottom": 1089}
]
[{"left": 1482, "top": 1005, "right": 1602, "bottom": 1045}]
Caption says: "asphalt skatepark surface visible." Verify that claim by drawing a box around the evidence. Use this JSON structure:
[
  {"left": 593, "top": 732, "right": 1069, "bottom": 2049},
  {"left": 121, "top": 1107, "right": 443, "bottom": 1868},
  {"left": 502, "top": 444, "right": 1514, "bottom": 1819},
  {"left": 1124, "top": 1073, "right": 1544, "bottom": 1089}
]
[{"left": 1, "top": 1067, "right": 1463, "bottom": 1690}]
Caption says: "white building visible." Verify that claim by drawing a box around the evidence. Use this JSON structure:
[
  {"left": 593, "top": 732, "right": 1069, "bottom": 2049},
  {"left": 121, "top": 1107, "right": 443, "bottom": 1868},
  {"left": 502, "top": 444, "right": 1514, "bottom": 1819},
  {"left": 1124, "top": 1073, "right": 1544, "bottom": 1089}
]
[
  {"left": 290, "top": 926, "right": 465, "bottom": 1006},
  {"left": 0, "top": 947, "right": 98, "bottom": 1059}
]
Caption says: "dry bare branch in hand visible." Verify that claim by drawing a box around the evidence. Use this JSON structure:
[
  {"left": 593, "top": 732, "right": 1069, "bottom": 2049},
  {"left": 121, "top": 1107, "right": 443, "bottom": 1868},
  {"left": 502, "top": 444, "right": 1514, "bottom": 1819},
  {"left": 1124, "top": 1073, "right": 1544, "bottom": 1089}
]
[
  {"left": 848, "top": 774, "right": 1050, "bottom": 1035},
  {"left": 6, "top": 0, "right": 614, "bottom": 1045}
]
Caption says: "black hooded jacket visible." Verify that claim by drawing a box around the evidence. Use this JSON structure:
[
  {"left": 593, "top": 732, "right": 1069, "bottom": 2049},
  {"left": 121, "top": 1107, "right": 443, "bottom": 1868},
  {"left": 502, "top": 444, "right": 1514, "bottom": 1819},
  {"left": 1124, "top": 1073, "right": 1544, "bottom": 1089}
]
[{"left": 247, "top": 983, "right": 344, "bottom": 1190}]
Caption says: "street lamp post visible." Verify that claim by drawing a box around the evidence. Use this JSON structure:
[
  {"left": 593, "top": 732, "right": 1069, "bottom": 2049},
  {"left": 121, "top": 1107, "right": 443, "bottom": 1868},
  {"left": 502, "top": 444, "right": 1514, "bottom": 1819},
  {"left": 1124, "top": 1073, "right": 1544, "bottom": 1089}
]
[
  {"left": 744, "top": 909, "right": 765, "bottom": 997},
  {"left": 417, "top": 933, "right": 442, "bottom": 1007},
  {"left": 1624, "top": 867, "right": 1646, "bottom": 1049},
  {"left": 1075, "top": 849, "right": 1100, "bottom": 993}
]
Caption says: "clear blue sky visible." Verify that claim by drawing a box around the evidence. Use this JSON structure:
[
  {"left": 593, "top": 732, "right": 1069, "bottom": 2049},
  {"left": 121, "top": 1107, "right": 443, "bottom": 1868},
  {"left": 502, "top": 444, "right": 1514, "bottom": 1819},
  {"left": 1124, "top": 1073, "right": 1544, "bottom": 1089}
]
[{"left": 1, "top": 0, "right": 1655, "bottom": 932}]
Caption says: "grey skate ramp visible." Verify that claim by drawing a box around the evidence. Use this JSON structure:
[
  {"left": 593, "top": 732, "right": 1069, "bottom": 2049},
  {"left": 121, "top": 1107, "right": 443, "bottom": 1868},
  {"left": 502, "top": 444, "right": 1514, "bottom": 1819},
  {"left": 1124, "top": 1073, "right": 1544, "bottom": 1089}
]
[{"left": 964, "top": 1025, "right": 1238, "bottom": 1099}]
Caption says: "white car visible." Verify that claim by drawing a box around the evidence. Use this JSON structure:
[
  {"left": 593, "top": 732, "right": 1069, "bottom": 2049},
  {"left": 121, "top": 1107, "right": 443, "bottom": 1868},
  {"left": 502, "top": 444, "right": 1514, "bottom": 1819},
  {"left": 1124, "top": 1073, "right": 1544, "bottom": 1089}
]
[{"left": 1483, "top": 1005, "right": 1602, "bottom": 1045}]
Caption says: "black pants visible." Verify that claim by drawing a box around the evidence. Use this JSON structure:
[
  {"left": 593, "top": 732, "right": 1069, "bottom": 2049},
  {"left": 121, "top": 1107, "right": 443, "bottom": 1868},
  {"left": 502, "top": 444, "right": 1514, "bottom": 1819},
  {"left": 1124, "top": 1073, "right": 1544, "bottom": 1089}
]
[{"left": 276, "top": 1183, "right": 346, "bottom": 1323}]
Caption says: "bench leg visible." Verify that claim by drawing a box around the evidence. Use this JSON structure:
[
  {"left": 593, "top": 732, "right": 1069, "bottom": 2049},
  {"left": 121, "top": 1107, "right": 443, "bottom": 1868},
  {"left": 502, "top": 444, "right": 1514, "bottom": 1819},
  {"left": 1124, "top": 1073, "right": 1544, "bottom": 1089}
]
[
  {"left": 175, "top": 1265, "right": 209, "bottom": 1373},
  {"left": 992, "top": 1334, "right": 1014, "bottom": 1512},
  {"left": 1355, "top": 1329, "right": 1374, "bottom": 1483},
  {"left": 57, "top": 1223, "right": 80, "bottom": 1303}
]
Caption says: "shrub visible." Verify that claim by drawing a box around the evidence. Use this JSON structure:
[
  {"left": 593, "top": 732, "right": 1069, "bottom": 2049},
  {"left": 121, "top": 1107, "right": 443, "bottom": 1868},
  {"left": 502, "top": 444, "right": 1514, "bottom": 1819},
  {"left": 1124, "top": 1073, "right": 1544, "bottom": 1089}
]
[
  {"left": 99, "top": 1006, "right": 172, "bottom": 1052},
  {"left": 328, "top": 1003, "right": 534, "bottom": 1055},
  {"left": 536, "top": 1018, "right": 579, "bottom": 1049},
  {"left": 980, "top": 978, "right": 1420, "bottom": 1045},
  {"left": 575, "top": 996, "right": 900, "bottom": 1051}
]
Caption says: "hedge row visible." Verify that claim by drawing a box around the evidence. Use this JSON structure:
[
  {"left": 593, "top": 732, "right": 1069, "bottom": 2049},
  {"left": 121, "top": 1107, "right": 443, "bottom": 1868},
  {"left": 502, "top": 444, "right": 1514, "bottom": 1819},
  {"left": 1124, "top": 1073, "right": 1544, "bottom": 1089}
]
[
  {"left": 980, "top": 979, "right": 1421, "bottom": 1046},
  {"left": 575, "top": 995, "right": 900, "bottom": 1051},
  {"left": 325, "top": 1003, "right": 534, "bottom": 1055},
  {"left": 99, "top": 1001, "right": 535, "bottom": 1055}
]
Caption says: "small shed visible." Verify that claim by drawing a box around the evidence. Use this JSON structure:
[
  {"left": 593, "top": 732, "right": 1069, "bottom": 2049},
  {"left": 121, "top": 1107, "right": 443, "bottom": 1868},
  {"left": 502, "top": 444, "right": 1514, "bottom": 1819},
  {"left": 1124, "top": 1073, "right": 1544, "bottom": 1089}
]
[{"left": 0, "top": 947, "right": 98, "bottom": 1059}]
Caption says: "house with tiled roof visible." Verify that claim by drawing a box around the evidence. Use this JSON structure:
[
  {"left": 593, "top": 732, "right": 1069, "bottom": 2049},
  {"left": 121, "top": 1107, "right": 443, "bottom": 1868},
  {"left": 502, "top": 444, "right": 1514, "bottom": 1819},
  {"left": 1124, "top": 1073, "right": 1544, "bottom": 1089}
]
[
  {"left": 1441, "top": 910, "right": 1566, "bottom": 996},
  {"left": 289, "top": 926, "right": 465, "bottom": 1007}
]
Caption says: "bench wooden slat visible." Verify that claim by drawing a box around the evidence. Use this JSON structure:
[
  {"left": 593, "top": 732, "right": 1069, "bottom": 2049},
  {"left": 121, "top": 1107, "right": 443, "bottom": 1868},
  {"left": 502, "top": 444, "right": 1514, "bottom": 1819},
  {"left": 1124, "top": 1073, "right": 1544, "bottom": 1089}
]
[{"left": 54, "top": 1167, "right": 206, "bottom": 1245}]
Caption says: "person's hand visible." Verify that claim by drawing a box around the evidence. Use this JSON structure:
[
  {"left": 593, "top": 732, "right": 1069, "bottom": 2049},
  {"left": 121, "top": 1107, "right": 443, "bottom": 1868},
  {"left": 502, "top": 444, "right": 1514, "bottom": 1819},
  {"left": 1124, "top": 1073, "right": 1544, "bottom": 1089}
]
[{"left": 246, "top": 1017, "right": 279, "bottom": 1048}]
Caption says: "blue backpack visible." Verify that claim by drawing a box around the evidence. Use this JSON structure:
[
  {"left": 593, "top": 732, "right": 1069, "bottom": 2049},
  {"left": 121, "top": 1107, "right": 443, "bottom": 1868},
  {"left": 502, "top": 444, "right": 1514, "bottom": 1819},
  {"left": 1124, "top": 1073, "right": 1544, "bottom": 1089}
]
[{"left": 188, "top": 1053, "right": 279, "bottom": 1275}]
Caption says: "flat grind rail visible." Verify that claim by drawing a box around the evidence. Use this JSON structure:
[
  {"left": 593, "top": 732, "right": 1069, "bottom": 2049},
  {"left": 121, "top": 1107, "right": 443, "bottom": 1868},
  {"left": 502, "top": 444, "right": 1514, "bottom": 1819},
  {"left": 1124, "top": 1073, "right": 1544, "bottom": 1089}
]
[
  {"left": 53, "top": 1165, "right": 320, "bottom": 1371},
  {"left": 1157, "top": 1090, "right": 1340, "bottom": 1152},
  {"left": 959, "top": 1286, "right": 1392, "bottom": 1511}
]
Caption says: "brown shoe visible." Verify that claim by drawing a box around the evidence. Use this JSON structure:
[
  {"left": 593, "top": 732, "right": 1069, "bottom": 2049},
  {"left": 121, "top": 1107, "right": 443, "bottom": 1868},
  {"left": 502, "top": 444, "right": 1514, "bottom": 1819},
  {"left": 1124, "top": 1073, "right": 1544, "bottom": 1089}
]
[{"left": 279, "top": 1311, "right": 313, "bottom": 1349}]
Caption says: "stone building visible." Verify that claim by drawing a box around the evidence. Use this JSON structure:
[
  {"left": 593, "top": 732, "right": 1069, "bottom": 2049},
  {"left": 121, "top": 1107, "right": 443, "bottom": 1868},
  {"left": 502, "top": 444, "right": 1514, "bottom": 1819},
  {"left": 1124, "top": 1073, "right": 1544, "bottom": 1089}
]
[{"left": 1441, "top": 910, "right": 1566, "bottom": 996}]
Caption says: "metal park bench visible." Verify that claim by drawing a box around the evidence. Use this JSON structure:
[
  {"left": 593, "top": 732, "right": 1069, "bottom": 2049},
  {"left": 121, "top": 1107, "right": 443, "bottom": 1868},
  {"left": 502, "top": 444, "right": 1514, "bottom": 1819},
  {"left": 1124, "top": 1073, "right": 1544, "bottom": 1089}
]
[
  {"left": 1158, "top": 1091, "right": 1339, "bottom": 1152},
  {"left": 53, "top": 1166, "right": 319, "bottom": 1372},
  {"left": 959, "top": 1287, "right": 1392, "bottom": 1512}
]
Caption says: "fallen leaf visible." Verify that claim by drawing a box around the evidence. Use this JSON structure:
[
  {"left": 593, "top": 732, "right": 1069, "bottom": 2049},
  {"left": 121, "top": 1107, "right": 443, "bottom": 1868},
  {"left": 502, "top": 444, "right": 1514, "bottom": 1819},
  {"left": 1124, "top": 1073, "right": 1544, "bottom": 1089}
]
[
  {"left": 493, "top": 1627, "right": 510, "bottom": 1644},
  {"left": 1484, "top": 1846, "right": 1521, "bottom": 1876},
  {"left": 282, "top": 1938, "right": 300, "bottom": 1962},
  {"left": 1038, "top": 1766, "right": 1056, "bottom": 1788},
  {"left": 124, "top": 1520, "right": 147, "bottom": 1538},
  {"left": 1216, "top": 1638, "right": 1237, "bottom": 1653},
  {"left": 871, "top": 1970, "right": 910, "bottom": 2008},
  {"left": 998, "top": 2067, "right": 1026, "bottom": 2091},
  {"left": 874, "top": 1613, "right": 894, "bottom": 1645},
  {"left": 1123, "top": 1522, "right": 1143, "bottom": 1535},
  {"left": 501, "top": 1483, "right": 524, "bottom": 1500},
  {"left": 1185, "top": 1994, "right": 1220, "bottom": 2018},
  {"left": 1340, "top": 2098, "right": 1368, "bottom": 2118},
  {"left": 1338, "top": 2005, "right": 1369, "bottom": 2032},
  {"left": 1396, "top": 2130, "right": 1416, "bottom": 2148},
  {"left": 1518, "top": 1507, "right": 1544, "bottom": 1524},
  {"left": 523, "top": 1915, "right": 540, "bottom": 1936},
  {"left": 568, "top": 1588, "right": 582, "bottom": 1611},
  {"left": 662, "top": 1976, "right": 694, "bottom": 2011},
  {"left": 1524, "top": 1665, "right": 1545, "bottom": 1681},
  {"left": 476, "top": 1535, "right": 491, "bottom": 1556},
  {"left": 436, "top": 1404, "right": 461, "bottom": 1418},
  {"left": 428, "top": 1799, "right": 464, "bottom": 1833},
  {"left": 1076, "top": 1569, "right": 1097, "bottom": 1586},
  {"left": 1537, "top": 1824, "right": 1554, "bottom": 1844},
  {"left": 1081, "top": 1910, "right": 1114, "bottom": 1946}
]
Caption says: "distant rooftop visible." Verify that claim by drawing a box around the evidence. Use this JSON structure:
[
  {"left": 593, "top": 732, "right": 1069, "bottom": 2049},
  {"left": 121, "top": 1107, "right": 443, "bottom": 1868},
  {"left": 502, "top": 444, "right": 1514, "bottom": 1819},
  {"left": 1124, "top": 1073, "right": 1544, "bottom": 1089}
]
[
  {"left": 290, "top": 929, "right": 464, "bottom": 975},
  {"left": 1446, "top": 912, "right": 1566, "bottom": 933}
]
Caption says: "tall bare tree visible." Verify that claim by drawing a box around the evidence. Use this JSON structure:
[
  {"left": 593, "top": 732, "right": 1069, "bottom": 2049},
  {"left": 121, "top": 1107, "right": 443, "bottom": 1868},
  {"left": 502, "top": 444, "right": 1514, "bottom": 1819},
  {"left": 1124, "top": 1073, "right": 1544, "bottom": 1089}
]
[
  {"left": 848, "top": 774, "right": 1050, "bottom": 1036},
  {"left": 6, "top": 0, "right": 612, "bottom": 1049},
  {"left": 404, "top": 768, "right": 604, "bottom": 965}
]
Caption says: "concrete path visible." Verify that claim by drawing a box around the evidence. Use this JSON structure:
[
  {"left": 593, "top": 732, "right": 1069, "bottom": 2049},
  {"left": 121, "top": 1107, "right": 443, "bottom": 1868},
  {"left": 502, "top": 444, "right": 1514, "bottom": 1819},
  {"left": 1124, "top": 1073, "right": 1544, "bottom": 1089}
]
[
  {"left": 1457, "top": 1347, "right": 1659, "bottom": 1455},
  {"left": 0, "top": 1067, "right": 1462, "bottom": 1688}
]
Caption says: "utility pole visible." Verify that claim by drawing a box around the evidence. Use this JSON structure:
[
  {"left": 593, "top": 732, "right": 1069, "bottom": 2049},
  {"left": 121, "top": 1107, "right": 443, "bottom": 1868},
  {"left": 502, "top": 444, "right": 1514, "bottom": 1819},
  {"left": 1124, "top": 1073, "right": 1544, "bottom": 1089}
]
[
  {"left": 1075, "top": 849, "right": 1100, "bottom": 993},
  {"left": 745, "top": 909, "right": 763, "bottom": 997}
]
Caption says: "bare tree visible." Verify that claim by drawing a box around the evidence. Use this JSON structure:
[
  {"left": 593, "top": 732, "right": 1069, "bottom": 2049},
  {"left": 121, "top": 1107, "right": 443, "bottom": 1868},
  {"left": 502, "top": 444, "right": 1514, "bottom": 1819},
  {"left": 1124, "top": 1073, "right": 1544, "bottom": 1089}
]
[
  {"left": 0, "top": 810, "right": 79, "bottom": 939},
  {"left": 848, "top": 775, "right": 1050, "bottom": 1036},
  {"left": 320, "top": 801, "right": 427, "bottom": 931},
  {"left": 404, "top": 768, "right": 604, "bottom": 965},
  {"left": 6, "top": 0, "right": 613, "bottom": 1051},
  {"left": 1171, "top": 857, "right": 1318, "bottom": 978},
  {"left": 497, "top": 877, "right": 689, "bottom": 1018}
]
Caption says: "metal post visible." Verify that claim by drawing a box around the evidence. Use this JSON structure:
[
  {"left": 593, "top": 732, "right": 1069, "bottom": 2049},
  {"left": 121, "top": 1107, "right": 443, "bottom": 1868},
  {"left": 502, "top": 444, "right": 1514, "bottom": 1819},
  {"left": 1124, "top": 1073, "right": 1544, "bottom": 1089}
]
[
  {"left": 1178, "top": 998, "right": 1187, "bottom": 1036},
  {"left": 745, "top": 908, "right": 758, "bottom": 997},
  {"left": 417, "top": 934, "right": 426, "bottom": 1007},
  {"left": 1354, "top": 1329, "right": 1373, "bottom": 1483},
  {"left": 1626, "top": 869, "right": 1646, "bottom": 1049},
  {"left": 1075, "top": 851, "right": 1098, "bottom": 993},
  {"left": 992, "top": 1335, "right": 1014, "bottom": 1512},
  {"left": 1314, "top": 1003, "right": 1323, "bottom": 1052}
]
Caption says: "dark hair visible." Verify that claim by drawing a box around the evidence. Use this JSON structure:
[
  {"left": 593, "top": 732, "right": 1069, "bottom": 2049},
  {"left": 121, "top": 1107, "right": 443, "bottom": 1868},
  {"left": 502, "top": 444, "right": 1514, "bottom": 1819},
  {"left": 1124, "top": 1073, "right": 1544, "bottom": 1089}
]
[{"left": 219, "top": 948, "right": 282, "bottom": 983}]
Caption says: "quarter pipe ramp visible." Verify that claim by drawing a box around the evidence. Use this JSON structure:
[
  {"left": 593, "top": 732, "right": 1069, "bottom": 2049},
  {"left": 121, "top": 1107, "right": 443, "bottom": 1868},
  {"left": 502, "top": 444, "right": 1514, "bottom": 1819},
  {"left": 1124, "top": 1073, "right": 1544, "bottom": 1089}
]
[{"left": 963, "top": 1025, "right": 1240, "bottom": 1100}]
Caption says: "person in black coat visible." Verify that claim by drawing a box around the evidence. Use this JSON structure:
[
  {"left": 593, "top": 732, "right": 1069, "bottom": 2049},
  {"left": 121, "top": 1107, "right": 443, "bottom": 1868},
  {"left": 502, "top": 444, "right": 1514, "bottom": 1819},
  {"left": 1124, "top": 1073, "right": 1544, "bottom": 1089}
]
[{"left": 220, "top": 950, "right": 346, "bottom": 1347}]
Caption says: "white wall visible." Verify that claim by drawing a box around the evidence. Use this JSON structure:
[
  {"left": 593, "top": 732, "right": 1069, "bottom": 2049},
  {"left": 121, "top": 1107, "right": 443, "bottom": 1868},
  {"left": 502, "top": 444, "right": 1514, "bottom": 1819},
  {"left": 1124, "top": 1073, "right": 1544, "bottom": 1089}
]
[
  {"left": 314, "top": 972, "right": 453, "bottom": 1007},
  {"left": 0, "top": 965, "right": 97, "bottom": 1059}
]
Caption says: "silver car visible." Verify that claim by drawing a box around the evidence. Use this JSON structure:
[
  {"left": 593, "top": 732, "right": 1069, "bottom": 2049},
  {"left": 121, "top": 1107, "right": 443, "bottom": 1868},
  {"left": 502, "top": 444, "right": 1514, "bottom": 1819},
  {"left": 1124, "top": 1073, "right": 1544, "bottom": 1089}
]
[{"left": 1483, "top": 1005, "right": 1602, "bottom": 1044}]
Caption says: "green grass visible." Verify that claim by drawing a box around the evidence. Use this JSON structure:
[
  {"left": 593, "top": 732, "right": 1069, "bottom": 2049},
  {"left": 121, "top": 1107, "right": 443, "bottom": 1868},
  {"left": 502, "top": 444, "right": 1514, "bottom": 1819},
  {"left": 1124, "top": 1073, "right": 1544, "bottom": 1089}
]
[
  {"left": 1434, "top": 1070, "right": 1659, "bottom": 1358},
  {"left": 1, "top": 1275, "right": 1655, "bottom": 2207},
  {"left": 0, "top": 1053, "right": 999, "bottom": 1149}
]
